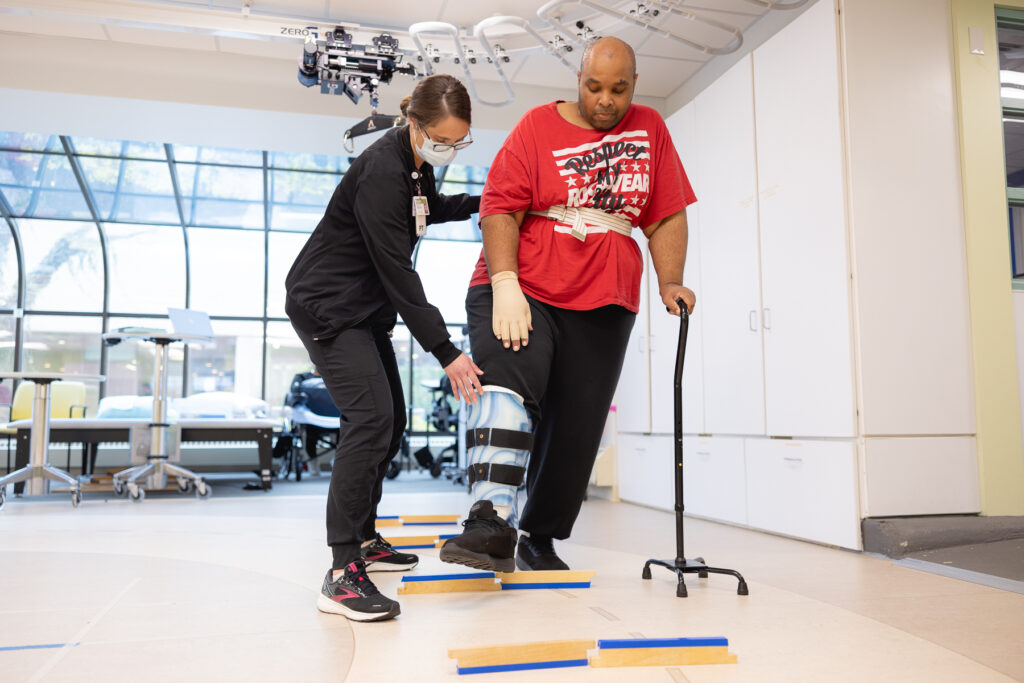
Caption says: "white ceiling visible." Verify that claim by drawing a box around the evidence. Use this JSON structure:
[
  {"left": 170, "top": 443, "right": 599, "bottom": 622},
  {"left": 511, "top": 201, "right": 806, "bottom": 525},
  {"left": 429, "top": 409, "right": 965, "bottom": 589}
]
[{"left": 0, "top": 0, "right": 801, "bottom": 102}]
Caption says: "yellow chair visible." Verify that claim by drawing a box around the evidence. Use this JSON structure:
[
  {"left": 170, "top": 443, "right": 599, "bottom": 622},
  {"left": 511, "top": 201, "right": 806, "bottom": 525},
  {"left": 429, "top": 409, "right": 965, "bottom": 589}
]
[
  {"left": 49, "top": 381, "right": 88, "bottom": 420},
  {"left": 2, "top": 382, "right": 33, "bottom": 473},
  {"left": 2, "top": 380, "right": 88, "bottom": 473}
]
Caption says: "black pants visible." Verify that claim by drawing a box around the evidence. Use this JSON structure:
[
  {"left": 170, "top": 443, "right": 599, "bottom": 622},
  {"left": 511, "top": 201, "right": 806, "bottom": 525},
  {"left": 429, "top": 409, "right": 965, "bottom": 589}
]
[
  {"left": 293, "top": 319, "right": 406, "bottom": 569},
  {"left": 466, "top": 285, "right": 635, "bottom": 540}
]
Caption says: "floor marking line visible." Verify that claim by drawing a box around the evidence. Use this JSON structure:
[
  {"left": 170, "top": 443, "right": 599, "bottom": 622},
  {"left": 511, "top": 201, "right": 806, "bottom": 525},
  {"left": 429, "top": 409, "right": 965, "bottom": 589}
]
[
  {"left": 588, "top": 606, "right": 620, "bottom": 622},
  {"left": 0, "top": 643, "right": 77, "bottom": 653},
  {"left": 28, "top": 577, "right": 141, "bottom": 683},
  {"left": 666, "top": 667, "right": 692, "bottom": 682}
]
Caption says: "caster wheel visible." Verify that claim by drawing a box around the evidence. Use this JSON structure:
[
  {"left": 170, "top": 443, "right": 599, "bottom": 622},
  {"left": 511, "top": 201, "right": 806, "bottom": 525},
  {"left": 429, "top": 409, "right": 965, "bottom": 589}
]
[
  {"left": 112, "top": 480, "right": 126, "bottom": 496},
  {"left": 641, "top": 565, "right": 652, "bottom": 580},
  {"left": 195, "top": 482, "right": 211, "bottom": 499},
  {"left": 0, "top": 490, "right": 6, "bottom": 511},
  {"left": 177, "top": 478, "right": 193, "bottom": 493},
  {"left": 129, "top": 486, "right": 145, "bottom": 503},
  {"left": 737, "top": 581, "right": 749, "bottom": 596},
  {"left": 429, "top": 460, "right": 443, "bottom": 478},
  {"left": 385, "top": 460, "right": 400, "bottom": 480},
  {"left": 676, "top": 583, "right": 688, "bottom": 598},
  {"left": 71, "top": 489, "right": 82, "bottom": 508}
]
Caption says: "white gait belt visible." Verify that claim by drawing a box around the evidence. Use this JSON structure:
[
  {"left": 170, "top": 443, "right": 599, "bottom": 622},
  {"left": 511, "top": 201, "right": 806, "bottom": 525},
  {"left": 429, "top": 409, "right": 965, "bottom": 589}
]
[{"left": 529, "top": 205, "right": 634, "bottom": 242}]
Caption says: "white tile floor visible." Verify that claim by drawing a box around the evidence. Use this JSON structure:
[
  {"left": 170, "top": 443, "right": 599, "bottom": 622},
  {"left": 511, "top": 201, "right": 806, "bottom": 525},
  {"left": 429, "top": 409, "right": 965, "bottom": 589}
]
[{"left": 1, "top": 487, "right": 1022, "bottom": 682}]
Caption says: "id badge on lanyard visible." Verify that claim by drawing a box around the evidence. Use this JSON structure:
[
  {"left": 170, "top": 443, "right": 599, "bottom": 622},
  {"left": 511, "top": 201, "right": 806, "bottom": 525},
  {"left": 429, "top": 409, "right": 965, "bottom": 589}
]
[{"left": 412, "top": 178, "right": 429, "bottom": 236}]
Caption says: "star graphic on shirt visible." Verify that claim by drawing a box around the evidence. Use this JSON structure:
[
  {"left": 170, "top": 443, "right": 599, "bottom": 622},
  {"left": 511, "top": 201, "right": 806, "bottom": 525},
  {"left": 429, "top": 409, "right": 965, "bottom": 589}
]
[
  {"left": 629, "top": 196, "right": 639, "bottom": 205},
  {"left": 566, "top": 176, "right": 578, "bottom": 187},
  {"left": 631, "top": 162, "right": 641, "bottom": 172}
]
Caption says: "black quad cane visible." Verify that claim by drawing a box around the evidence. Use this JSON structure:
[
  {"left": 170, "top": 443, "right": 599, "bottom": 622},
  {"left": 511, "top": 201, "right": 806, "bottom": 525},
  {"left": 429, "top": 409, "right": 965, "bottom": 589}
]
[{"left": 641, "top": 299, "right": 749, "bottom": 598}]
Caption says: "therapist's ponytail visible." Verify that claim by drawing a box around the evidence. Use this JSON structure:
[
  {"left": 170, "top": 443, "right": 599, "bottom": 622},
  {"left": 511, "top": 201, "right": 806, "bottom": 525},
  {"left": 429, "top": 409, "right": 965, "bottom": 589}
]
[{"left": 402, "top": 74, "right": 471, "bottom": 127}]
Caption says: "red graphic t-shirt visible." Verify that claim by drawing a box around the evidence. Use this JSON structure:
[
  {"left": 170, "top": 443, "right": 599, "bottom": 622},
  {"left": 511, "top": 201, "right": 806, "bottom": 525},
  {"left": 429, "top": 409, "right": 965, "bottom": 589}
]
[{"left": 471, "top": 101, "right": 697, "bottom": 312}]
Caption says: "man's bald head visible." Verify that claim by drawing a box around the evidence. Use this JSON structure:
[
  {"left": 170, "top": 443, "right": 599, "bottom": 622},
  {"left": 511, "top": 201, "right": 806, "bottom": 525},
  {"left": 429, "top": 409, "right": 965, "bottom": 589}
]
[
  {"left": 575, "top": 36, "right": 638, "bottom": 130},
  {"left": 580, "top": 37, "right": 637, "bottom": 78}
]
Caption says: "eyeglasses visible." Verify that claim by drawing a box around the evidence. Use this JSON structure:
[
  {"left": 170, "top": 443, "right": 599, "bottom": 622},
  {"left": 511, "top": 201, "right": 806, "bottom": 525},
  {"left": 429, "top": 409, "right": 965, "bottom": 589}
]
[{"left": 422, "top": 126, "right": 473, "bottom": 152}]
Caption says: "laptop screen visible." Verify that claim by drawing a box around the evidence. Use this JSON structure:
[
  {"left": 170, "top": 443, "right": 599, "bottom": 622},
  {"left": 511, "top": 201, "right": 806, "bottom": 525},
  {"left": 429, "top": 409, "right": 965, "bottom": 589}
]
[{"left": 167, "top": 308, "right": 215, "bottom": 339}]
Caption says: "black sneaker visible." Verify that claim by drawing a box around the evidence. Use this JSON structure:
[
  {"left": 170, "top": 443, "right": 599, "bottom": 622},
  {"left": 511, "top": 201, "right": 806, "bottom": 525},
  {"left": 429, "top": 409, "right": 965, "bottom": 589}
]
[
  {"left": 516, "top": 534, "right": 570, "bottom": 571},
  {"left": 361, "top": 533, "right": 419, "bottom": 572},
  {"left": 438, "top": 500, "right": 517, "bottom": 572},
  {"left": 315, "top": 561, "right": 401, "bottom": 622}
]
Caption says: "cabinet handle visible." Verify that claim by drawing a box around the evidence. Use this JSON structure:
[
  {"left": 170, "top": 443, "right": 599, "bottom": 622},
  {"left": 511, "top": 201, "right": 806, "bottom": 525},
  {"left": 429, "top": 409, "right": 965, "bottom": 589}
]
[
  {"left": 762, "top": 308, "right": 772, "bottom": 330},
  {"left": 748, "top": 310, "right": 758, "bottom": 331}
]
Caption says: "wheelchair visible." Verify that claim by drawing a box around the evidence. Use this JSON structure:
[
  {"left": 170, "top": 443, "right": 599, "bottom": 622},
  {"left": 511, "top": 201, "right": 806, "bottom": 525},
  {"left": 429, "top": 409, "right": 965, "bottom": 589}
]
[{"left": 276, "top": 373, "right": 339, "bottom": 481}]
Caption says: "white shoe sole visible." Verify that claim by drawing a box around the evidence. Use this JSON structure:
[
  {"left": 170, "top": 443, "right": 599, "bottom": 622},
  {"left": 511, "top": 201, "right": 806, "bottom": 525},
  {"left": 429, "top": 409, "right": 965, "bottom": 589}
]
[
  {"left": 365, "top": 560, "right": 418, "bottom": 572},
  {"left": 316, "top": 593, "right": 400, "bottom": 622}
]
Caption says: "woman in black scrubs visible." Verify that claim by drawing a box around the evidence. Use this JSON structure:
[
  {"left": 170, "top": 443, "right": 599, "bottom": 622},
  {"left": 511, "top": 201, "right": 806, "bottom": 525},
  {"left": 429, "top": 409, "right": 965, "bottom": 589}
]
[{"left": 285, "top": 74, "right": 483, "bottom": 622}]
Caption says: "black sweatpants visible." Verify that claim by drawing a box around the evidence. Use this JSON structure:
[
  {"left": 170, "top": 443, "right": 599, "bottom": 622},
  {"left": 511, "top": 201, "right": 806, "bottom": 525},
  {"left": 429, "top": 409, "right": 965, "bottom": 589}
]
[
  {"left": 293, "top": 318, "right": 406, "bottom": 569},
  {"left": 466, "top": 285, "right": 635, "bottom": 540}
]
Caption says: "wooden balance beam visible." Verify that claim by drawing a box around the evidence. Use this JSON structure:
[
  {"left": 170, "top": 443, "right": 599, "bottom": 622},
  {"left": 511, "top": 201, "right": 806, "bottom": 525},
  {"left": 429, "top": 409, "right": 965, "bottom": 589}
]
[
  {"left": 588, "top": 637, "right": 737, "bottom": 667},
  {"left": 397, "top": 572, "right": 500, "bottom": 595},
  {"left": 397, "top": 570, "right": 597, "bottom": 593},
  {"left": 448, "top": 639, "right": 595, "bottom": 675},
  {"left": 376, "top": 514, "right": 461, "bottom": 527}
]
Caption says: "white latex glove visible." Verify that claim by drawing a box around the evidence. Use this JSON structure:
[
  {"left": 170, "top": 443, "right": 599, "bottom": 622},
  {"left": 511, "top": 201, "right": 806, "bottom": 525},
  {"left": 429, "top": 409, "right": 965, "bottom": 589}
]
[{"left": 490, "top": 271, "right": 532, "bottom": 351}]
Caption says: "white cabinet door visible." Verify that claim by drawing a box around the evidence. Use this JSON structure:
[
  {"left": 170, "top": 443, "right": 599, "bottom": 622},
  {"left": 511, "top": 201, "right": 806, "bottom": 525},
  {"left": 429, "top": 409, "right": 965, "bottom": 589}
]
[
  {"left": 861, "top": 437, "right": 980, "bottom": 517},
  {"left": 616, "top": 433, "right": 674, "bottom": 511},
  {"left": 655, "top": 101, "right": 704, "bottom": 435},
  {"left": 683, "top": 436, "right": 747, "bottom": 525},
  {"left": 745, "top": 438, "right": 861, "bottom": 549},
  {"left": 694, "top": 55, "right": 766, "bottom": 437},
  {"left": 752, "top": 0, "right": 856, "bottom": 438},
  {"left": 614, "top": 236, "right": 651, "bottom": 433}
]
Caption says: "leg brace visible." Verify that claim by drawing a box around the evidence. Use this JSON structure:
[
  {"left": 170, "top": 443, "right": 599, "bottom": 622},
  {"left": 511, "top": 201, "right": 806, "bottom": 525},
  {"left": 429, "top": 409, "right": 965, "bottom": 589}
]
[{"left": 465, "top": 387, "right": 532, "bottom": 523}]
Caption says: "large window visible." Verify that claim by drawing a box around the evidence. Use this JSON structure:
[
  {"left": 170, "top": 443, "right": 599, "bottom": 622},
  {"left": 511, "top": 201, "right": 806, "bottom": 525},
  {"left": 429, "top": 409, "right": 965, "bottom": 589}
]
[
  {"left": 105, "top": 224, "right": 186, "bottom": 313},
  {"left": 998, "top": 9, "right": 1024, "bottom": 281},
  {"left": 187, "top": 227, "right": 265, "bottom": 317},
  {"left": 415, "top": 240, "right": 482, "bottom": 324},
  {"left": 267, "top": 231, "right": 309, "bottom": 318},
  {"left": 19, "top": 219, "right": 103, "bottom": 312},
  {"left": 22, "top": 315, "right": 103, "bottom": 411},
  {"left": 0, "top": 314, "right": 14, "bottom": 374},
  {"left": 0, "top": 130, "right": 487, "bottom": 425},
  {"left": 0, "top": 226, "right": 17, "bottom": 308},
  {"left": 105, "top": 316, "right": 184, "bottom": 399}
]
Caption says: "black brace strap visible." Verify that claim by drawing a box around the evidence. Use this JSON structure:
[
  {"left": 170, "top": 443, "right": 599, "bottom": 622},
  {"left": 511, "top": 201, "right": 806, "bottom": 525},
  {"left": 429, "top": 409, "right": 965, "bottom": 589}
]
[
  {"left": 466, "top": 462, "right": 526, "bottom": 487},
  {"left": 465, "top": 427, "right": 533, "bottom": 451}
]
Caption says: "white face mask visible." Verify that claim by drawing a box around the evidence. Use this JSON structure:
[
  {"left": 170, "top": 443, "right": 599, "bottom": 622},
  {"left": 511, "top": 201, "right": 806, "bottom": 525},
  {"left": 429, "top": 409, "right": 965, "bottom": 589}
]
[{"left": 414, "top": 125, "right": 458, "bottom": 167}]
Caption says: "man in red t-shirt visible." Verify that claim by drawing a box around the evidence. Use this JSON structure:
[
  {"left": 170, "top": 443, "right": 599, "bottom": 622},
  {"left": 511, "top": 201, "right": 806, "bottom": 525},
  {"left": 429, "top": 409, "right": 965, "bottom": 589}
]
[{"left": 440, "top": 36, "right": 697, "bottom": 573}]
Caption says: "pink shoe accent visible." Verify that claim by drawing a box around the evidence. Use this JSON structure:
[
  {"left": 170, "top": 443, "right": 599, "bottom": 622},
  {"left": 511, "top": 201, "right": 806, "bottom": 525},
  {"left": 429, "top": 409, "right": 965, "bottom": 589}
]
[{"left": 330, "top": 589, "right": 360, "bottom": 602}]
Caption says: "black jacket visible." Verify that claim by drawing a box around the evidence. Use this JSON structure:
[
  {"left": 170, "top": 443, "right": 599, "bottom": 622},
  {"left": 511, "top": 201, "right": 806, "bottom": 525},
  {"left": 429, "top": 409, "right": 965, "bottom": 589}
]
[{"left": 285, "top": 126, "right": 480, "bottom": 367}]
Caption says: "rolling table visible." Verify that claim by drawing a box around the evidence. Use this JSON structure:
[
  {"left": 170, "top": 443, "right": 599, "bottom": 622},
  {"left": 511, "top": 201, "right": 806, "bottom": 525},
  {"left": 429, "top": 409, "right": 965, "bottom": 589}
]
[
  {"left": 0, "top": 371, "right": 105, "bottom": 510},
  {"left": 102, "top": 330, "right": 211, "bottom": 501}
]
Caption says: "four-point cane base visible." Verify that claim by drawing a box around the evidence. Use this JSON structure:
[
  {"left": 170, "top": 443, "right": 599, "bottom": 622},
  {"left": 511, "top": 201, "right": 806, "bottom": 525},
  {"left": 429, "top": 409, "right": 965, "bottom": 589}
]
[{"left": 642, "top": 557, "right": 749, "bottom": 598}]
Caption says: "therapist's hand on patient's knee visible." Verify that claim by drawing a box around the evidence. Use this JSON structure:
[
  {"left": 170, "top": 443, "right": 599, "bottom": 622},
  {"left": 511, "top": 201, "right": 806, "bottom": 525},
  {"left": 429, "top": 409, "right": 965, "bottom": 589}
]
[{"left": 444, "top": 353, "right": 484, "bottom": 404}]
